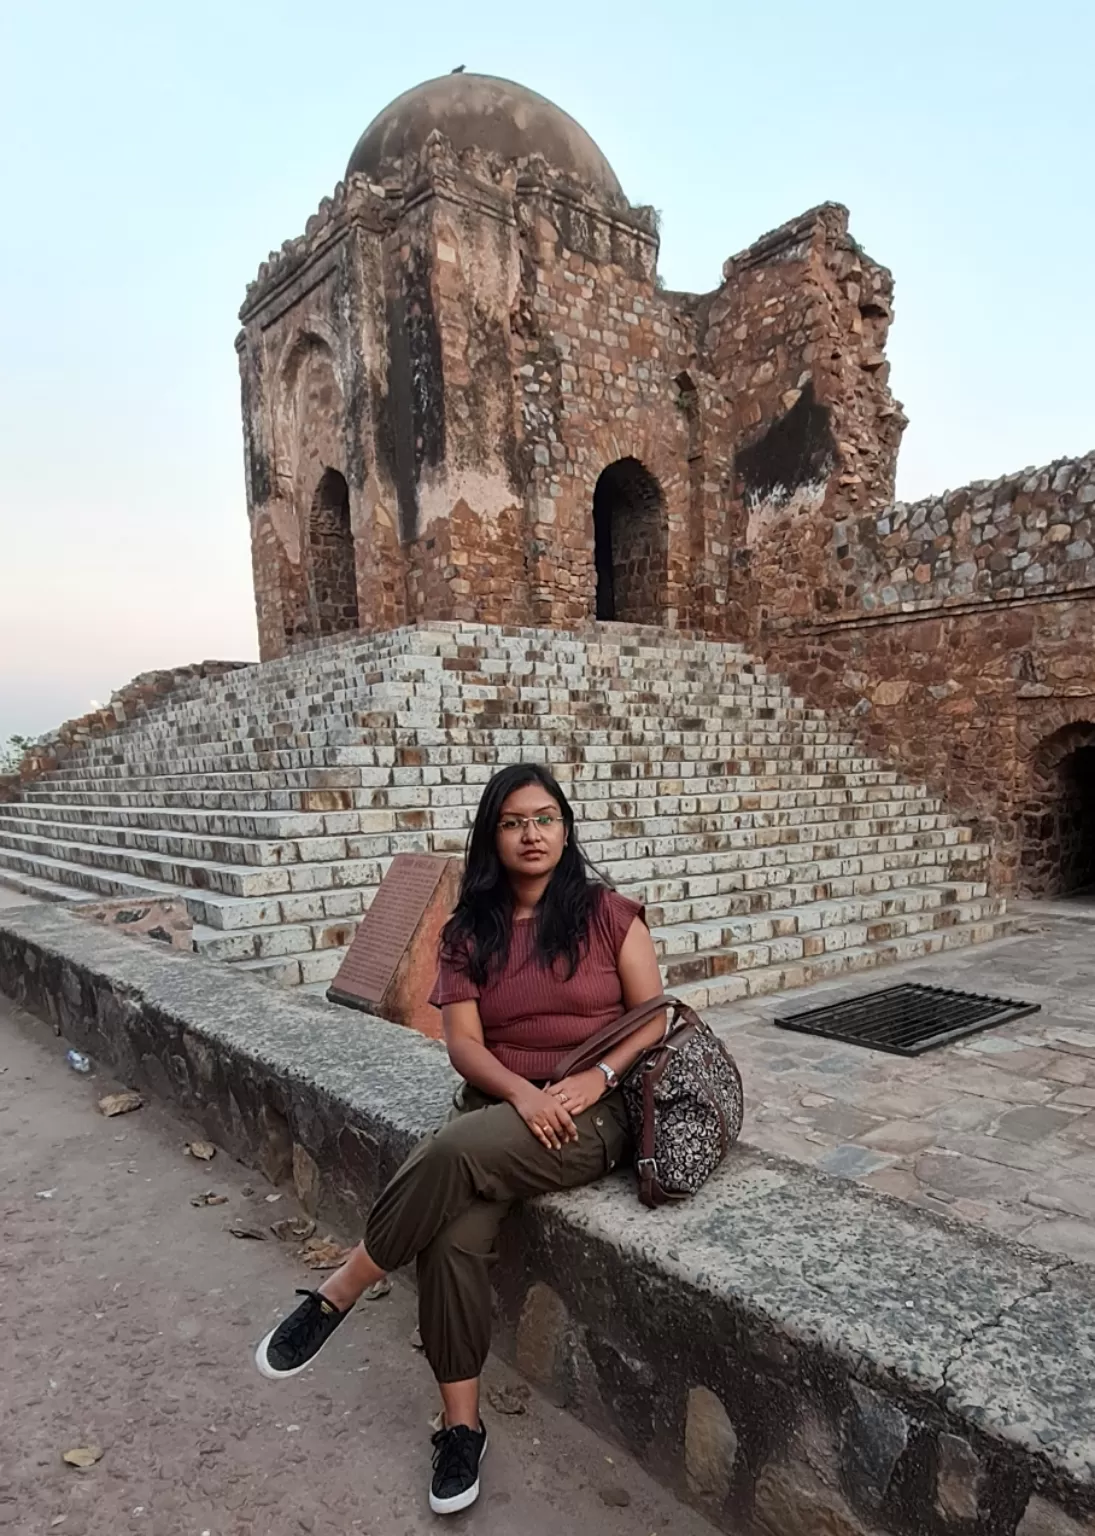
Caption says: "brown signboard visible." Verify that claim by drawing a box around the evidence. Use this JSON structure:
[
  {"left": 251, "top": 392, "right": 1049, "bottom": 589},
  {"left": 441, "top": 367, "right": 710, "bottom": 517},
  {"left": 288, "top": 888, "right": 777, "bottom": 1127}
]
[{"left": 327, "top": 853, "right": 462, "bottom": 1038}]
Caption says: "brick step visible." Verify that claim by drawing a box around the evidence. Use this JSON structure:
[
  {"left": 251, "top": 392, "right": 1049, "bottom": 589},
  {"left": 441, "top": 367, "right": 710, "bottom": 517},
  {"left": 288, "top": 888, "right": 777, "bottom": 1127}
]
[
  {"left": 79, "top": 711, "right": 847, "bottom": 759},
  {"left": 0, "top": 808, "right": 969, "bottom": 874},
  {"left": 600, "top": 841, "right": 985, "bottom": 892},
  {"left": 81, "top": 680, "right": 821, "bottom": 735},
  {"left": 0, "top": 848, "right": 183, "bottom": 904},
  {"left": 231, "top": 946, "right": 348, "bottom": 988},
  {"left": 0, "top": 801, "right": 372, "bottom": 839},
  {"left": 190, "top": 915, "right": 360, "bottom": 965},
  {"left": 636, "top": 861, "right": 989, "bottom": 928},
  {"left": 0, "top": 795, "right": 950, "bottom": 840},
  {"left": 186, "top": 884, "right": 372, "bottom": 931},
  {"left": 181, "top": 846, "right": 989, "bottom": 938},
  {"left": 0, "top": 869, "right": 85, "bottom": 905},
  {"left": 585, "top": 820, "right": 970, "bottom": 862},
  {"left": 233, "top": 903, "right": 1013, "bottom": 995},
  {"left": 44, "top": 712, "right": 849, "bottom": 752},
  {"left": 648, "top": 884, "right": 990, "bottom": 952},
  {"left": 39, "top": 731, "right": 873, "bottom": 779},
  {"left": 25, "top": 753, "right": 908, "bottom": 789},
  {"left": 0, "top": 829, "right": 338, "bottom": 900},
  {"left": 672, "top": 913, "right": 1018, "bottom": 1010},
  {"left": 659, "top": 896, "right": 1008, "bottom": 987},
  {"left": 0, "top": 819, "right": 985, "bottom": 903},
  {"left": 103, "top": 668, "right": 796, "bottom": 738},
  {"left": 19, "top": 772, "right": 929, "bottom": 814},
  {"left": 70, "top": 651, "right": 798, "bottom": 738},
  {"left": 191, "top": 884, "right": 996, "bottom": 970},
  {"left": 34, "top": 746, "right": 895, "bottom": 790},
  {"left": 145, "top": 627, "right": 756, "bottom": 681}
]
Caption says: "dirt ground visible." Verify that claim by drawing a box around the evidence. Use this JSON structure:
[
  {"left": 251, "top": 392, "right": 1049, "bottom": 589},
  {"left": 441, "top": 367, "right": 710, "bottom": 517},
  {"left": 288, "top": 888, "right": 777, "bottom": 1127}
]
[{"left": 0, "top": 994, "right": 720, "bottom": 1536}]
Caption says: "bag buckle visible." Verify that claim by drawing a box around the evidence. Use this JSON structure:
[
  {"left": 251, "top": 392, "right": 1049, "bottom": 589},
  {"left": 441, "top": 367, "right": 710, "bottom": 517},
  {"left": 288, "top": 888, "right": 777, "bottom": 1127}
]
[{"left": 636, "top": 1157, "right": 658, "bottom": 1177}]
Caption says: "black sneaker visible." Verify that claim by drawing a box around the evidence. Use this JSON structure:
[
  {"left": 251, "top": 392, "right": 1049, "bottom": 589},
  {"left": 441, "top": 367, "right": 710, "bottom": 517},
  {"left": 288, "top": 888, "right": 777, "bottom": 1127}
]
[
  {"left": 254, "top": 1288, "right": 350, "bottom": 1379},
  {"left": 429, "top": 1422, "right": 488, "bottom": 1515}
]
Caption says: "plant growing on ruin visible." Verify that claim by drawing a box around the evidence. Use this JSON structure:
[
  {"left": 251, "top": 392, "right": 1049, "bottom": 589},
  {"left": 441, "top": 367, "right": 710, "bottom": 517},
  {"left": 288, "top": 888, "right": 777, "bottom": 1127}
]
[{"left": 1, "top": 735, "right": 31, "bottom": 773}]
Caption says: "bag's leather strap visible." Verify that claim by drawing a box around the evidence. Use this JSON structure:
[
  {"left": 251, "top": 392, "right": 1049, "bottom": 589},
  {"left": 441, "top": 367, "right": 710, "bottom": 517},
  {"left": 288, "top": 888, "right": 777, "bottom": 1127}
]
[
  {"left": 639, "top": 1069, "right": 666, "bottom": 1206},
  {"left": 548, "top": 993, "right": 675, "bottom": 1083}
]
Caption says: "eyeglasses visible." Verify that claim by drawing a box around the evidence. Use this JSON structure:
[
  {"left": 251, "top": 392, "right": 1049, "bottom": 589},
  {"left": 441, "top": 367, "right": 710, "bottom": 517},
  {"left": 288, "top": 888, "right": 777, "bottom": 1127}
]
[{"left": 497, "top": 814, "right": 565, "bottom": 834}]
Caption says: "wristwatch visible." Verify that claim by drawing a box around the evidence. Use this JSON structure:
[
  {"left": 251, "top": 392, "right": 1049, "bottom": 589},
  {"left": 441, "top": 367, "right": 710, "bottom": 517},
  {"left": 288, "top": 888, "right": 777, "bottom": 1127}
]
[{"left": 596, "top": 1061, "right": 619, "bottom": 1090}]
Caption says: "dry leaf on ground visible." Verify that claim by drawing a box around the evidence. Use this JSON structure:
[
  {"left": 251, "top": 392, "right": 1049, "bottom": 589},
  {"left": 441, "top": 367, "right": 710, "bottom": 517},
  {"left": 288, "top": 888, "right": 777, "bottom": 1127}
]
[
  {"left": 298, "top": 1236, "right": 349, "bottom": 1270},
  {"left": 189, "top": 1191, "right": 228, "bottom": 1207},
  {"left": 364, "top": 1279, "right": 391, "bottom": 1301},
  {"left": 62, "top": 1446, "right": 103, "bottom": 1469},
  {"left": 599, "top": 1486, "right": 631, "bottom": 1508},
  {"left": 270, "top": 1216, "right": 316, "bottom": 1243},
  {"left": 486, "top": 1383, "right": 529, "bottom": 1415},
  {"left": 184, "top": 1140, "right": 216, "bottom": 1161},
  {"left": 228, "top": 1224, "right": 267, "bottom": 1241},
  {"left": 98, "top": 1091, "right": 143, "bottom": 1118}
]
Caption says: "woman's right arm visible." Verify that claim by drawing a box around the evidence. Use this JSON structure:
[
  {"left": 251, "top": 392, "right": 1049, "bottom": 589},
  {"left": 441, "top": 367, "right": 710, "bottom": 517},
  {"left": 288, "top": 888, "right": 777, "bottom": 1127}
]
[{"left": 442, "top": 1000, "right": 578, "bottom": 1149}]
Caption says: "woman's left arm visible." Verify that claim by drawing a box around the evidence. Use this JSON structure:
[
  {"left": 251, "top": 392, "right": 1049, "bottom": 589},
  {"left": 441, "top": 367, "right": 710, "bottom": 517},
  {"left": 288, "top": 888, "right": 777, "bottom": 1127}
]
[{"left": 545, "top": 917, "right": 667, "bottom": 1113}]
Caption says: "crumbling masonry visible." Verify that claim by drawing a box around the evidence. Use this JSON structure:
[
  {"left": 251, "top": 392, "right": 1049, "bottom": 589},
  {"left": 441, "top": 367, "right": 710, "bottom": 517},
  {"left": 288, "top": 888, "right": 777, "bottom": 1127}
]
[{"left": 237, "top": 73, "right": 1094, "bottom": 902}]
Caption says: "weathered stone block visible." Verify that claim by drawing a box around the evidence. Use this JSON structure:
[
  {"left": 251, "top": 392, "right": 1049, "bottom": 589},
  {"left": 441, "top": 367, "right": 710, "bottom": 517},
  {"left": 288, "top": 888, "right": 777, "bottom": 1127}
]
[
  {"left": 754, "top": 1460, "right": 878, "bottom": 1536},
  {"left": 292, "top": 1142, "right": 321, "bottom": 1215},
  {"left": 842, "top": 1380, "right": 909, "bottom": 1510},
  {"left": 1017, "top": 1495, "right": 1095, "bottom": 1536},
  {"left": 684, "top": 1385, "right": 738, "bottom": 1502},
  {"left": 934, "top": 1431, "right": 983, "bottom": 1521},
  {"left": 515, "top": 1281, "right": 568, "bottom": 1389}
]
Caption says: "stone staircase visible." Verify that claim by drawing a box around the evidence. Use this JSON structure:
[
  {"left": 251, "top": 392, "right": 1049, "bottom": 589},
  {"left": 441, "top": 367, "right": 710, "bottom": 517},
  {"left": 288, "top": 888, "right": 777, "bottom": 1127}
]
[{"left": 0, "top": 622, "right": 1012, "bottom": 1007}]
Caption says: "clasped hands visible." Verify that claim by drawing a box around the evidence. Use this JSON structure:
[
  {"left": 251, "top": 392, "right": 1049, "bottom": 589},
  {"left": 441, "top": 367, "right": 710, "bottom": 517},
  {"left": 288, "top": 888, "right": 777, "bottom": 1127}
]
[{"left": 511, "top": 1068, "right": 608, "bottom": 1150}]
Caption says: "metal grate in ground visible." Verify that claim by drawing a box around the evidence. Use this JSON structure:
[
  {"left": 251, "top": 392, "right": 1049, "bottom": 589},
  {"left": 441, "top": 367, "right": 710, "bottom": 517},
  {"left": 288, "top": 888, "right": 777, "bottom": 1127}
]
[{"left": 773, "top": 982, "right": 1040, "bottom": 1056}]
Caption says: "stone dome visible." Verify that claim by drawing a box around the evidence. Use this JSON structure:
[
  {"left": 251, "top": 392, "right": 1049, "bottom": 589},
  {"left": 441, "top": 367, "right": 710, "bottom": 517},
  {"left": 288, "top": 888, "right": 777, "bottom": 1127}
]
[{"left": 346, "top": 73, "right": 625, "bottom": 204}]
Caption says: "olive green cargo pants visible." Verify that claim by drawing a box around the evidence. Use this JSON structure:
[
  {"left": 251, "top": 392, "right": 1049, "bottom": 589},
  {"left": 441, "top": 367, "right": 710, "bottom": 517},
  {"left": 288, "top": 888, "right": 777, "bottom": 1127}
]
[{"left": 364, "top": 1083, "right": 630, "bottom": 1383}]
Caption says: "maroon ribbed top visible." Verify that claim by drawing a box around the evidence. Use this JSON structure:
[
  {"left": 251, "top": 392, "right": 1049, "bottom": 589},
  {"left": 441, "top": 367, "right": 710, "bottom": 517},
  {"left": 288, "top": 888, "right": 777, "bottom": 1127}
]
[{"left": 429, "top": 887, "right": 646, "bottom": 1080}]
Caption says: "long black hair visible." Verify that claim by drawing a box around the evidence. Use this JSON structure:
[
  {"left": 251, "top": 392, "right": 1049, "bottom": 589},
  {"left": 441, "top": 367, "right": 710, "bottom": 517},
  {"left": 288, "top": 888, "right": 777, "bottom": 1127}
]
[{"left": 441, "top": 762, "right": 604, "bottom": 985}]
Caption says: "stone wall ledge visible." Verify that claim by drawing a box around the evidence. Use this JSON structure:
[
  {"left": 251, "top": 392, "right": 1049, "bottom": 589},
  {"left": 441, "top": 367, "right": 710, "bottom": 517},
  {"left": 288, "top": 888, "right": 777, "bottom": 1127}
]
[
  {"left": 768, "top": 580, "right": 1095, "bottom": 638},
  {"left": 2, "top": 901, "right": 1093, "bottom": 1536}
]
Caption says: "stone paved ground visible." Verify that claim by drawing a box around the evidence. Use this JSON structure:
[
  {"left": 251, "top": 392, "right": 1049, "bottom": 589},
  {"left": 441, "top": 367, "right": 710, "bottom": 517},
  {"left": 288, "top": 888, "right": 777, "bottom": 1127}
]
[
  {"left": 709, "top": 897, "right": 1095, "bottom": 1263},
  {"left": 0, "top": 996, "right": 719, "bottom": 1536}
]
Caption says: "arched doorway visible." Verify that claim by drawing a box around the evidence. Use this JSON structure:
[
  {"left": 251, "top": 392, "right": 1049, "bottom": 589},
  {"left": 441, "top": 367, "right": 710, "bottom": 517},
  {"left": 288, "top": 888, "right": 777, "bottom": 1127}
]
[
  {"left": 308, "top": 468, "right": 359, "bottom": 636},
  {"left": 1019, "top": 722, "right": 1095, "bottom": 897},
  {"left": 592, "top": 457, "right": 667, "bottom": 625}
]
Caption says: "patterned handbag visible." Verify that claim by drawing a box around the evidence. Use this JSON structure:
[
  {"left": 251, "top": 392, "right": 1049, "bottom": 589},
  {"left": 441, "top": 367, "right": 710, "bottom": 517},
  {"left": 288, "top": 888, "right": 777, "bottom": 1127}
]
[{"left": 550, "top": 995, "right": 744, "bottom": 1208}]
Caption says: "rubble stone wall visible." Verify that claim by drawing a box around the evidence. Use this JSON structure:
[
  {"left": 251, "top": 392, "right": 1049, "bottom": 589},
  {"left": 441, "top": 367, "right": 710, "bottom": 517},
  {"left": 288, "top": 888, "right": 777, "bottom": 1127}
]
[{"left": 762, "top": 457, "right": 1095, "bottom": 893}]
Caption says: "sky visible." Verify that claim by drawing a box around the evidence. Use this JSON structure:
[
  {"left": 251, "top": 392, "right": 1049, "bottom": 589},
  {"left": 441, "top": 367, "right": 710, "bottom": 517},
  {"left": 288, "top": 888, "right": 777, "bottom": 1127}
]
[{"left": 1, "top": 0, "right": 1092, "bottom": 744}]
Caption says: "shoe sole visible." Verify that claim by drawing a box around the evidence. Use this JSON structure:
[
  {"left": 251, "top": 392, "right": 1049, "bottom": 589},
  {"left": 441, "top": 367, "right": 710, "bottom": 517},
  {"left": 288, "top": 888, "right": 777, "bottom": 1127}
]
[
  {"left": 254, "top": 1325, "right": 329, "bottom": 1380},
  {"left": 429, "top": 1433, "right": 488, "bottom": 1515}
]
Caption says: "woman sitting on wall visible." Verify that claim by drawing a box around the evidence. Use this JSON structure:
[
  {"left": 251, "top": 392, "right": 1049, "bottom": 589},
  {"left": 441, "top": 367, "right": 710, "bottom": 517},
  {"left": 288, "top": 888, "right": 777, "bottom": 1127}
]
[{"left": 254, "top": 762, "right": 667, "bottom": 1515}]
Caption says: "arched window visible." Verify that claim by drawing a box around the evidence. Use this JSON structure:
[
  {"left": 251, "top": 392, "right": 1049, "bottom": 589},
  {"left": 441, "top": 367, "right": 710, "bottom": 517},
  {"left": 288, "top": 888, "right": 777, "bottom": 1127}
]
[
  {"left": 592, "top": 457, "right": 667, "bottom": 625},
  {"left": 308, "top": 469, "right": 359, "bottom": 635},
  {"left": 1019, "top": 722, "right": 1095, "bottom": 897}
]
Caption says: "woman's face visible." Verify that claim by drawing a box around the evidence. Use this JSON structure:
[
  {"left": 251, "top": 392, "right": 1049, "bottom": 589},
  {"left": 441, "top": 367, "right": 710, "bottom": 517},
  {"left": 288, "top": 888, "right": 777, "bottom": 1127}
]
[{"left": 495, "top": 782, "right": 568, "bottom": 881}]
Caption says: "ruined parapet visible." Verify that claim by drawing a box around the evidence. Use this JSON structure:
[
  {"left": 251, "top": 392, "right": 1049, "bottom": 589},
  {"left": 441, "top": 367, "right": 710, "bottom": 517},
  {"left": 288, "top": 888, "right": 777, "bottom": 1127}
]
[
  {"left": 240, "top": 175, "right": 395, "bottom": 321},
  {"left": 1, "top": 660, "right": 250, "bottom": 802},
  {"left": 701, "top": 203, "right": 907, "bottom": 633}
]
